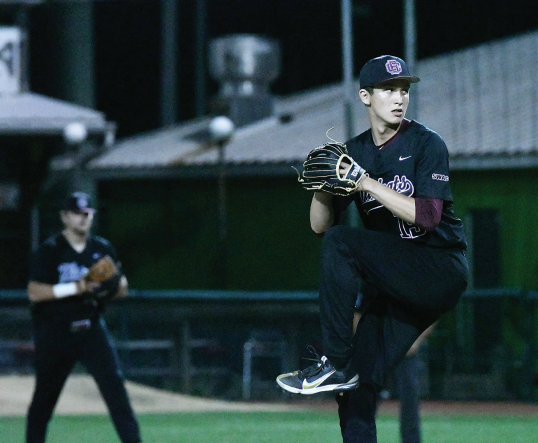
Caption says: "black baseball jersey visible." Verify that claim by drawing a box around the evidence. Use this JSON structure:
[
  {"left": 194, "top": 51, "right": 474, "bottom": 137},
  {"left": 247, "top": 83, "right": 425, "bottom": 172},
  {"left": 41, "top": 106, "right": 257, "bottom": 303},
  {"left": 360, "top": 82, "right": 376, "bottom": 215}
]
[
  {"left": 29, "top": 233, "right": 118, "bottom": 318},
  {"left": 336, "top": 119, "right": 466, "bottom": 250}
]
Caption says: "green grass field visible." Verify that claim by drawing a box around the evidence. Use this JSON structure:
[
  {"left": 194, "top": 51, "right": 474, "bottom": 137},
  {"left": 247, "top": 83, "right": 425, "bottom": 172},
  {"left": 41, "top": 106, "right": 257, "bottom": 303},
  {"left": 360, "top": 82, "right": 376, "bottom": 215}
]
[{"left": 3, "top": 411, "right": 538, "bottom": 443}]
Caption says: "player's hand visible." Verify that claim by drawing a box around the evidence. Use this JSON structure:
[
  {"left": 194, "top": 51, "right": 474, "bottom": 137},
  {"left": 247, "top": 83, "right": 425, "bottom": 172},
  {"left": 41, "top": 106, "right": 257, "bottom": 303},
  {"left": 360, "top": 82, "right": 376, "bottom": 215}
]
[
  {"left": 76, "top": 277, "right": 101, "bottom": 295},
  {"left": 339, "top": 157, "right": 352, "bottom": 176},
  {"left": 78, "top": 274, "right": 121, "bottom": 299},
  {"left": 91, "top": 272, "right": 122, "bottom": 299},
  {"left": 338, "top": 155, "right": 367, "bottom": 193}
]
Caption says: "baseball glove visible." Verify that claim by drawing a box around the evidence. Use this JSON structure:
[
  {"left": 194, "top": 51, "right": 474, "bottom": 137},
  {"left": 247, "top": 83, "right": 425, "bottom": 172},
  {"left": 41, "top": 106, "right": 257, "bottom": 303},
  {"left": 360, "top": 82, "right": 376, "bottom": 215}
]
[
  {"left": 85, "top": 256, "right": 122, "bottom": 300},
  {"left": 295, "top": 142, "right": 366, "bottom": 196},
  {"left": 87, "top": 256, "right": 118, "bottom": 282}
]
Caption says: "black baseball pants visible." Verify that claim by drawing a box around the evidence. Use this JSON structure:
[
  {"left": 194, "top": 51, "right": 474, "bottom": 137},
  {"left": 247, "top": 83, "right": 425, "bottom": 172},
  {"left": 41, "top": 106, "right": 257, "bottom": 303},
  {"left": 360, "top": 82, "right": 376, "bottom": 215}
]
[
  {"left": 318, "top": 225, "right": 468, "bottom": 443},
  {"left": 26, "top": 316, "right": 141, "bottom": 443},
  {"left": 396, "top": 352, "right": 422, "bottom": 443}
]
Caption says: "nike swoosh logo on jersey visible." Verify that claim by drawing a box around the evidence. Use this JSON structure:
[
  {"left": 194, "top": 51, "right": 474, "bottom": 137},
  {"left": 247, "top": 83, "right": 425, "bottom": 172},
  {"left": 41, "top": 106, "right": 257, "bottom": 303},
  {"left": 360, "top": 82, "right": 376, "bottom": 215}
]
[
  {"left": 399, "top": 155, "right": 412, "bottom": 161},
  {"left": 302, "top": 370, "right": 336, "bottom": 389}
]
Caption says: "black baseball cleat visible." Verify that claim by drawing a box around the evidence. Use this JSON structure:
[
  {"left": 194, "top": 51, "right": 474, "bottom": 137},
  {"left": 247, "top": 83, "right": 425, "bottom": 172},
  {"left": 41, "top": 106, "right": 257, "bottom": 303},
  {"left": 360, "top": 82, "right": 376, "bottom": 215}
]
[{"left": 276, "top": 355, "right": 359, "bottom": 395}]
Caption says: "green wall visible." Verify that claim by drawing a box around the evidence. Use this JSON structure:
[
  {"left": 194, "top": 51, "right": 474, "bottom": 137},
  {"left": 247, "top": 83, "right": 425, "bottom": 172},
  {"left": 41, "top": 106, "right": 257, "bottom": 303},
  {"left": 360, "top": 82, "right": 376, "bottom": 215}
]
[
  {"left": 98, "top": 176, "right": 321, "bottom": 290},
  {"left": 98, "top": 168, "right": 538, "bottom": 292},
  {"left": 450, "top": 169, "right": 538, "bottom": 290},
  {"left": 449, "top": 169, "right": 538, "bottom": 395}
]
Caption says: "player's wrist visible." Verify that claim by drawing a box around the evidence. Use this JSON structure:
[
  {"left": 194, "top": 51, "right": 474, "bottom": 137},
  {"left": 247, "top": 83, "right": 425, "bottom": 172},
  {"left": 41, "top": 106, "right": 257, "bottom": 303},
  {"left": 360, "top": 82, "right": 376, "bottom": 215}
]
[
  {"left": 356, "top": 173, "right": 369, "bottom": 191},
  {"left": 52, "top": 282, "right": 79, "bottom": 298},
  {"left": 76, "top": 278, "right": 88, "bottom": 294}
]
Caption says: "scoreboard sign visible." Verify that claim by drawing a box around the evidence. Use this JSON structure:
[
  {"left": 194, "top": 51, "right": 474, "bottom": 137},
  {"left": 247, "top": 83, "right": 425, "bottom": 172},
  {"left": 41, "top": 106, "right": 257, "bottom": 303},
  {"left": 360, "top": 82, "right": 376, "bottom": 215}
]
[{"left": 0, "top": 27, "right": 22, "bottom": 95}]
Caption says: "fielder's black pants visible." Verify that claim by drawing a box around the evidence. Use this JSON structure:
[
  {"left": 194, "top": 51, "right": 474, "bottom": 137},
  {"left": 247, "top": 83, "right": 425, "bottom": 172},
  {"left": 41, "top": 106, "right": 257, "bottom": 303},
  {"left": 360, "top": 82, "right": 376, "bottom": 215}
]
[
  {"left": 26, "top": 316, "right": 141, "bottom": 443},
  {"left": 319, "top": 226, "right": 468, "bottom": 443}
]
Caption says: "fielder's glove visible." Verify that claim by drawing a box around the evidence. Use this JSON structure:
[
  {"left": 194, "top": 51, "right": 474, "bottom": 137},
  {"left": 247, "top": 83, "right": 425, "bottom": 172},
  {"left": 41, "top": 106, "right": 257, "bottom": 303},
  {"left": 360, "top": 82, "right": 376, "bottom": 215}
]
[
  {"left": 87, "top": 255, "right": 118, "bottom": 282},
  {"left": 295, "top": 142, "right": 366, "bottom": 196},
  {"left": 81, "top": 255, "right": 122, "bottom": 300}
]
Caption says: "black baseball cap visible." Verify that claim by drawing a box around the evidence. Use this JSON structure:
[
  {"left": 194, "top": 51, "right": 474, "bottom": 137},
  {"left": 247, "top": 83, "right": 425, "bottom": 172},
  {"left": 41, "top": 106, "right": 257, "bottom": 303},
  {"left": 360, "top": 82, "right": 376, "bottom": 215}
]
[
  {"left": 63, "top": 192, "right": 95, "bottom": 212},
  {"left": 359, "top": 55, "right": 420, "bottom": 89}
]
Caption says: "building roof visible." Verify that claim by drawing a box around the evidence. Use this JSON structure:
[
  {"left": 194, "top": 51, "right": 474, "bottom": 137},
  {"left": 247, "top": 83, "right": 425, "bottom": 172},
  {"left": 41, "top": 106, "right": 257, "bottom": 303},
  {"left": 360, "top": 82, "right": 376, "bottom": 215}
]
[
  {"left": 417, "top": 30, "right": 538, "bottom": 170},
  {"left": 88, "top": 30, "right": 538, "bottom": 177},
  {"left": 88, "top": 84, "right": 370, "bottom": 178},
  {"left": 0, "top": 91, "right": 113, "bottom": 136}
]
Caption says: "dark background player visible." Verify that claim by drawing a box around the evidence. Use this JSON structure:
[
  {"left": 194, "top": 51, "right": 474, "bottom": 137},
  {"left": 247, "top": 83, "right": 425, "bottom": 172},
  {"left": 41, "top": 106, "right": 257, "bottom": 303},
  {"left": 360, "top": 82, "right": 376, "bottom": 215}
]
[
  {"left": 26, "top": 192, "right": 141, "bottom": 443},
  {"left": 277, "top": 55, "right": 469, "bottom": 443}
]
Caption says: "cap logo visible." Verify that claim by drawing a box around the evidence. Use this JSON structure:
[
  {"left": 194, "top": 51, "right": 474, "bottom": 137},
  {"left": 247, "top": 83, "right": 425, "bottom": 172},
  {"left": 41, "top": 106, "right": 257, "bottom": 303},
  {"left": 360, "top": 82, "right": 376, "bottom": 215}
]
[
  {"left": 385, "top": 59, "right": 402, "bottom": 75},
  {"left": 77, "top": 197, "right": 88, "bottom": 208}
]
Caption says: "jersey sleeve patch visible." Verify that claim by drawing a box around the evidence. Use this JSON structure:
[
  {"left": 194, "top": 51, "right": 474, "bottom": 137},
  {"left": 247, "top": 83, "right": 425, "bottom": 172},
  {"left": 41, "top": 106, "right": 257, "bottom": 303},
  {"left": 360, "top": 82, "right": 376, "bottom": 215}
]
[
  {"left": 432, "top": 173, "right": 449, "bottom": 182},
  {"left": 415, "top": 131, "right": 453, "bottom": 200}
]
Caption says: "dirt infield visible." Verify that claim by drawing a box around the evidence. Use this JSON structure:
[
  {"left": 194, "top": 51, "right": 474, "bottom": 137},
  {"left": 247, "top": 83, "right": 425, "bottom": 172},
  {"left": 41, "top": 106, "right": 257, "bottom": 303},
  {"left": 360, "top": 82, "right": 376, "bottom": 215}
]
[
  {"left": 0, "top": 375, "right": 300, "bottom": 416},
  {"left": 2, "top": 374, "right": 538, "bottom": 417}
]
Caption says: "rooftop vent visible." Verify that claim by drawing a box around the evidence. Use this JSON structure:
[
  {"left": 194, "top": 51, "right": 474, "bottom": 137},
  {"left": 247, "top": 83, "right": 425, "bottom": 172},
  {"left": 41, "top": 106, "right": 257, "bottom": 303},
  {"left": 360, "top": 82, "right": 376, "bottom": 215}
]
[{"left": 208, "top": 34, "right": 280, "bottom": 128}]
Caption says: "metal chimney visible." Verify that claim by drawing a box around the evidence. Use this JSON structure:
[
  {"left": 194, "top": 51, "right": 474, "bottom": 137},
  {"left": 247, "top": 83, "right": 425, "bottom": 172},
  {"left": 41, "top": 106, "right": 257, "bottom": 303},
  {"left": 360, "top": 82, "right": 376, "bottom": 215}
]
[{"left": 208, "top": 34, "right": 280, "bottom": 127}]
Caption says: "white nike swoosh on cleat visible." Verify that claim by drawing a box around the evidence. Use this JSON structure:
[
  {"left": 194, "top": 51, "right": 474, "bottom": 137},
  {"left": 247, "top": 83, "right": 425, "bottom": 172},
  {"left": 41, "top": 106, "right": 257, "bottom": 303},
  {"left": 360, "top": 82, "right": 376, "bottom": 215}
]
[
  {"left": 346, "top": 374, "right": 359, "bottom": 384},
  {"left": 399, "top": 155, "right": 412, "bottom": 161},
  {"left": 302, "top": 370, "right": 336, "bottom": 389}
]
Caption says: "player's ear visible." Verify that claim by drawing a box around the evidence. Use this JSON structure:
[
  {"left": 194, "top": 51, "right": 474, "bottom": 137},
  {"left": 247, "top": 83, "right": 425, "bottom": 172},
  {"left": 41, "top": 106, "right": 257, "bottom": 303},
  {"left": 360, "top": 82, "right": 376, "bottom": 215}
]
[{"left": 359, "top": 88, "right": 371, "bottom": 106}]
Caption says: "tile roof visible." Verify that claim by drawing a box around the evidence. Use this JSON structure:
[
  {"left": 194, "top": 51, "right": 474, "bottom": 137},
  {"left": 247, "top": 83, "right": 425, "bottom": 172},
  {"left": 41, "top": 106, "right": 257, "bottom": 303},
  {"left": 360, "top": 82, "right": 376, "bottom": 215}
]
[{"left": 88, "top": 30, "right": 538, "bottom": 174}]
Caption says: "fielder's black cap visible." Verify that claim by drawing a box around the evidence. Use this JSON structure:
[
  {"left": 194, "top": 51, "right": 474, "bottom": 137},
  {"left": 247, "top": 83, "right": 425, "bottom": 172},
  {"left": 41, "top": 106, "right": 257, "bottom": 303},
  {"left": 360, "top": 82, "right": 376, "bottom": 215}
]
[
  {"left": 359, "top": 55, "right": 420, "bottom": 89},
  {"left": 63, "top": 192, "right": 95, "bottom": 212}
]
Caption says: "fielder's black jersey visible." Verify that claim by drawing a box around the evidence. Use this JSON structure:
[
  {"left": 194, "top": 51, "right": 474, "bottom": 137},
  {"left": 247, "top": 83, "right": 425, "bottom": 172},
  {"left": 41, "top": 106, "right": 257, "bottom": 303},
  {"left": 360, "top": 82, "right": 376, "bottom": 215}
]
[
  {"left": 336, "top": 119, "right": 467, "bottom": 250},
  {"left": 29, "top": 233, "right": 118, "bottom": 318}
]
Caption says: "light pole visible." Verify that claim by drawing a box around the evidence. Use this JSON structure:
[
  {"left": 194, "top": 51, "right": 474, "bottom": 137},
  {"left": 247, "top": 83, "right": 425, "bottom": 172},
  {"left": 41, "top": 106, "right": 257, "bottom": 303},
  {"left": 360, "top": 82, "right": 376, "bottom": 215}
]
[
  {"left": 341, "top": 0, "right": 359, "bottom": 228},
  {"left": 341, "top": 0, "right": 355, "bottom": 141},
  {"left": 208, "top": 115, "right": 235, "bottom": 287},
  {"left": 404, "top": 0, "right": 418, "bottom": 120}
]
